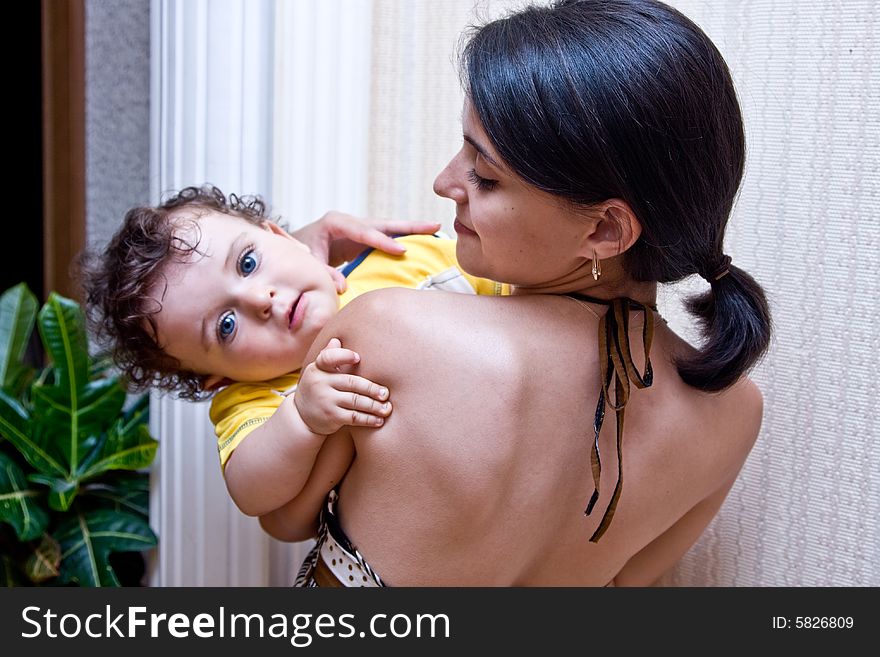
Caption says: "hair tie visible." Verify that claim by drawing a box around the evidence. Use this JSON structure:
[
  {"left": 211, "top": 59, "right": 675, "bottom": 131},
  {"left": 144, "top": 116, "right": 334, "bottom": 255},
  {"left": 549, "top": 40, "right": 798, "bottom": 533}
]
[{"left": 704, "top": 254, "right": 732, "bottom": 282}]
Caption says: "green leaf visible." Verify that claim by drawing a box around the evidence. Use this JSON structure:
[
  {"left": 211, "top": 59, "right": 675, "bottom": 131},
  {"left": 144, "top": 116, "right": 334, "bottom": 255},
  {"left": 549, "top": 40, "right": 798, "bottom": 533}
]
[
  {"left": 0, "top": 283, "right": 38, "bottom": 395},
  {"left": 0, "top": 451, "right": 49, "bottom": 540},
  {"left": 0, "top": 390, "right": 66, "bottom": 476},
  {"left": 81, "top": 472, "right": 150, "bottom": 518},
  {"left": 31, "top": 377, "right": 126, "bottom": 475},
  {"left": 55, "top": 509, "right": 156, "bottom": 587},
  {"left": 76, "top": 394, "right": 155, "bottom": 480},
  {"left": 80, "top": 422, "right": 158, "bottom": 481},
  {"left": 37, "top": 293, "right": 89, "bottom": 395},
  {"left": 28, "top": 474, "right": 78, "bottom": 512},
  {"left": 24, "top": 534, "right": 61, "bottom": 583}
]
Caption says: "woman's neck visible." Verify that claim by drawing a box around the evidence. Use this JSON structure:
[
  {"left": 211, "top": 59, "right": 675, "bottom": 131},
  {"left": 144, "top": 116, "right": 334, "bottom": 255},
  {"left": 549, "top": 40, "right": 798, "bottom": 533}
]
[{"left": 511, "top": 259, "right": 657, "bottom": 307}]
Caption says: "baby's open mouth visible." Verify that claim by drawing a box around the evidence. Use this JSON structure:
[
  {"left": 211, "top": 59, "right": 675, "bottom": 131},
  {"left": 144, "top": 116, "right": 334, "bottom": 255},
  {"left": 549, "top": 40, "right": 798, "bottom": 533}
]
[{"left": 288, "top": 296, "right": 301, "bottom": 328}]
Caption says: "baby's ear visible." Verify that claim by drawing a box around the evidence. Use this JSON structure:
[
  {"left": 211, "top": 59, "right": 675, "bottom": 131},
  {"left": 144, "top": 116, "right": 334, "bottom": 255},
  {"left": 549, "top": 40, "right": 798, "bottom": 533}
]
[
  {"left": 201, "top": 374, "right": 234, "bottom": 392},
  {"left": 263, "top": 221, "right": 311, "bottom": 252}
]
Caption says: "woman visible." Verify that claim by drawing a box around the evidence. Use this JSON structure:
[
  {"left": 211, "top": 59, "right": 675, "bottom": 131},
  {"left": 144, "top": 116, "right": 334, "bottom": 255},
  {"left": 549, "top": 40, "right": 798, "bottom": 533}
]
[{"left": 264, "top": 0, "right": 771, "bottom": 586}]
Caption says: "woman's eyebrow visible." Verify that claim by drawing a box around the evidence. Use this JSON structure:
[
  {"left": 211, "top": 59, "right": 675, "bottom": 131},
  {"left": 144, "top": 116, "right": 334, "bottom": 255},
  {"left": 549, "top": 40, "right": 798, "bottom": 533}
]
[{"left": 463, "top": 134, "right": 501, "bottom": 168}]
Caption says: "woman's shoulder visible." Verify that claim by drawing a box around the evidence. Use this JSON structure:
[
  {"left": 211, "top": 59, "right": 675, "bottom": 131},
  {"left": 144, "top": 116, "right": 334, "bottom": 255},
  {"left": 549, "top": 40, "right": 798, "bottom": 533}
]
[
  {"left": 676, "top": 373, "right": 764, "bottom": 486},
  {"left": 709, "top": 374, "right": 764, "bottom": 435},
  {"left": 659, "top": 322, "right": 764, "bottom": 445},
  {"left": 310, "top": 288, "right": 508, "bottom": 376},
  {"left": 343, "top": 285, "right": 501, "bottom": 313},
  {"left": 331, "top": 286, "right": 511, "bottom": 343},
  {"left": 342, "top": 285, "right": 444, "bottom": 316},
  {"left": 723, "top": 375, "right": 764, "bottom": 448}
]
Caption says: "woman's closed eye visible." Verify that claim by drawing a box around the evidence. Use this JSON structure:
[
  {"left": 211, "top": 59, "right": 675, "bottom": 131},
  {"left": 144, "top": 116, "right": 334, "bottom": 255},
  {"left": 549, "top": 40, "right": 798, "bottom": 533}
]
[{"left": 467, "top": 168, "right": 498, "bottom": 192}]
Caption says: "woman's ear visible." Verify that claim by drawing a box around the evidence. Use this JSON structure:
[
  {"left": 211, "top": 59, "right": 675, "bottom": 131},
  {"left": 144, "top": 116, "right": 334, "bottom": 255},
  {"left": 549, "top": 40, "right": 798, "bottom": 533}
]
[{"left": 578, "top": 199, "right": 641, "bottom": 260}]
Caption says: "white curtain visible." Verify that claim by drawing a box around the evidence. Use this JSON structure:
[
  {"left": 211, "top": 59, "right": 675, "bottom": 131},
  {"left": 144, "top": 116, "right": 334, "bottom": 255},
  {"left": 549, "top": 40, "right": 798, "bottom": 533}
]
[
  {"left": 150, "top": 0, "right": 878, "bottom": 586},
  {"left": 149, "top": 0, "right": 278, "bottom": 587}
]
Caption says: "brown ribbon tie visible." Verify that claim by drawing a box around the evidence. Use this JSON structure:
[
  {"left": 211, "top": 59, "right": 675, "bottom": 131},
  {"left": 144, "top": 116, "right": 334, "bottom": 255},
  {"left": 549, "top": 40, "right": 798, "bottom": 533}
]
[{"left": 567, "top": 294, "right": 655, "bottom": 542}]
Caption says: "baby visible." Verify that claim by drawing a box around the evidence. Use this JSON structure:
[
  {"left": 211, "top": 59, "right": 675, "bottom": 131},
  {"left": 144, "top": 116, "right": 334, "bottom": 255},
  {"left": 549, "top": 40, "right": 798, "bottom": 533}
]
[{"left": 82, "top": 184, "right": 507, "bottom": 527}]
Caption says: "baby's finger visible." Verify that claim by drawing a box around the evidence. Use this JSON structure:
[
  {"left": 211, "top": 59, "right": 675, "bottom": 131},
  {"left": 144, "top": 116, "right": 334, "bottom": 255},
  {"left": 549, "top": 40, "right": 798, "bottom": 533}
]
[
  {"left": 316, "top": 347, "right": 361, "bottom": 371},
  {"left": 333, "top": 373, "right": 390, "bottom": 402},
  {"left": 341, "top": 409, "right": 386, "bottom": 428},
  {"left": 335, "top": 390, "right": 392, "bottom": 419}
]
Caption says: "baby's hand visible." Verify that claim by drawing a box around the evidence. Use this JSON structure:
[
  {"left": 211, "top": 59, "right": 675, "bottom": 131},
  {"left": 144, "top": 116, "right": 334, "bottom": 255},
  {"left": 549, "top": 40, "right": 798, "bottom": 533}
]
[{"left": 295, "top": 338, "right": 392, "bottom": 435}]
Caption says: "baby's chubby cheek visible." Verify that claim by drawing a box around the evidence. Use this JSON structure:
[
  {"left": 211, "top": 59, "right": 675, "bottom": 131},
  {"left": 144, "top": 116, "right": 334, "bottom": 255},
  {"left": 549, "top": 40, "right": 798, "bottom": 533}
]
[{"left": 307, "top": 297, "right": 341, "bottom": 336}]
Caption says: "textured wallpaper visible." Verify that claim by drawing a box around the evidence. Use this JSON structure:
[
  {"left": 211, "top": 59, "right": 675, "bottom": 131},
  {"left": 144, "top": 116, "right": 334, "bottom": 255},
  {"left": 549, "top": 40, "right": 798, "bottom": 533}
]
[
  {"left": 661, "top": 0, "right": 878, "bottom": 586},
  {"left": 85, "top": 0, "right": 151, "bottom": 251},
  {"left": 368, "top": 0, "right": 879, "bottom": 586}
]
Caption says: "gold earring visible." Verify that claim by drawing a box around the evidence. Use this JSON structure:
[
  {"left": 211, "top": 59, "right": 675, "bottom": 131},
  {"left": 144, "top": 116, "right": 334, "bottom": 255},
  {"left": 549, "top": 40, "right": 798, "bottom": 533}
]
[{"left": 591, "top": 251, "right": 602, "bottom": 281}]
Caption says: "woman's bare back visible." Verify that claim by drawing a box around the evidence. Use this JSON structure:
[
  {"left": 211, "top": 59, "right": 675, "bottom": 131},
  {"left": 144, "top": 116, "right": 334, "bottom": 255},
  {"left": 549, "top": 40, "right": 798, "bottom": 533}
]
[{"left": 320, "top": 288, "right": 762, "bottom": 586}]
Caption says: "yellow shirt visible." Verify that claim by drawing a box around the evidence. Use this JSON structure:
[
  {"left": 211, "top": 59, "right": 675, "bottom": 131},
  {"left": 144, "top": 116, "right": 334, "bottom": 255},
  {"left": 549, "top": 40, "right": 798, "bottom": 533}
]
[{"left": 211, "top": 234, "right": 508, "bottom": 468}]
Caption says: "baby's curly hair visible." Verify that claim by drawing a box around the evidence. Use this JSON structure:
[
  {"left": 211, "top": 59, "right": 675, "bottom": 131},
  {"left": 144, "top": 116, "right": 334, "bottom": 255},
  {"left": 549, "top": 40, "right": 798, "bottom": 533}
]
[{"left": 80, "top": 184, "right": 277, "bottom": 400}]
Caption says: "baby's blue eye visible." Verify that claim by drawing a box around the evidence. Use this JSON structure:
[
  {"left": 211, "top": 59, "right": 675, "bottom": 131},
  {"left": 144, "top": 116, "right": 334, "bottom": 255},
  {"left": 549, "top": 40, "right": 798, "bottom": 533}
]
[
  {"left": 239, "top": 251, "right": 258, "bottom": 275},
  {"left": 218, "top": 313, "right": 236, "bottom": 340}
]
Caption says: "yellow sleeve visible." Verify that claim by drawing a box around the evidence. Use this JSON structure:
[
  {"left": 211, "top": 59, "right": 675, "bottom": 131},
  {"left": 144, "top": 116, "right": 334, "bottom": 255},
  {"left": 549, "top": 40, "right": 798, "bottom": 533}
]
[
  {"left": 339, "top": 234, "right": 509, "bottom": 304},
  {"left": 463, "top": 272, "right": 510, "bottom": 297},
  {"left": 209, "top": 372, "right": 300, "bottom": 470},
  {"left": 420, "top": 236, "right": 510, "bottom": 296}
]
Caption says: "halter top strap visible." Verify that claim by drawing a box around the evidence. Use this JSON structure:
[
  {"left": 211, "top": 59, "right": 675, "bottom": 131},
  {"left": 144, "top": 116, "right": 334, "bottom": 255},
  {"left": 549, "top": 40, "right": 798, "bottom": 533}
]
[{"left": 566, "top": 293, "right": 657, "bottom": 542}]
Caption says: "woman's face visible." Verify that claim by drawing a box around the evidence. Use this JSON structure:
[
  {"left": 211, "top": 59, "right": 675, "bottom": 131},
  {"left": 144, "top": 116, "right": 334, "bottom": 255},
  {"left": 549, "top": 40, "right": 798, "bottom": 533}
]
[{"left": 433, "top": 102, "right": 594, "bottom": 288}]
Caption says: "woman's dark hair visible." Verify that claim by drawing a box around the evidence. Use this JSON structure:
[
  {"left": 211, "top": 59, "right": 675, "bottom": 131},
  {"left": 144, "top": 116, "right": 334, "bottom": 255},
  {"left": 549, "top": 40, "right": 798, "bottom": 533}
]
[
  {"left": 80, "top": 184, "right": 273, "bottom": 400},
  {"left": 462, "top": 0, "right": 771, "bottom": 391}
]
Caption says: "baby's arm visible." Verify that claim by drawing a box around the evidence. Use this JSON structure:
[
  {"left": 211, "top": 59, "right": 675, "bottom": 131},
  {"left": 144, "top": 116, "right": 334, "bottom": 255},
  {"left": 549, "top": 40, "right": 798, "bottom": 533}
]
[
  {"left": 223, "top": 340, "right": 391, "bottom": 517},
  {"left": 258, "top": 432, "right": 355, "bottom": 542}
]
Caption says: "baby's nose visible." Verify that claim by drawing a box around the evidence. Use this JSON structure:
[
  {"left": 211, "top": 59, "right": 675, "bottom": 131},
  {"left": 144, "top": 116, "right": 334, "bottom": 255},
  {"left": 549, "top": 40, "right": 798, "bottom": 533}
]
[{"left": 243, "top": 285, "right": 275, "bottom": 316}]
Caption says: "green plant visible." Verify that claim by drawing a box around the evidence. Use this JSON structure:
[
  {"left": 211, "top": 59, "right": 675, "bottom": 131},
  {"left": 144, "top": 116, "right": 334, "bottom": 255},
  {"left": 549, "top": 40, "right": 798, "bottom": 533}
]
[{"left": 0, "top": 283, "right": 158, "bottom": 586}]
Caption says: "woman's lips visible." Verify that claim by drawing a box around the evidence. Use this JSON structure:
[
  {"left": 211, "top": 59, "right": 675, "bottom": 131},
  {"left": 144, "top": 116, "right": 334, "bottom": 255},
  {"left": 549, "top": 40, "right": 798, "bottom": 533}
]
[
  {"left": 453, "top": 219, "right": 476, "bottom": 236},
  {"left": 289, "top": 293, "right": 308, "bottom": 331}
]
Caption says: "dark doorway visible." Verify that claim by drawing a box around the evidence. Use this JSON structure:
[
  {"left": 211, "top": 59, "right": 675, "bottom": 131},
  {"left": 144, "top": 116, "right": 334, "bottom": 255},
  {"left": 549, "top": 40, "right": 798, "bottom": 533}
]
[
  {"left": 3, "top": 1, "right": 44, "bottom": 300},
  {"left": 3, "top": 1, "right": 85, "bottom": 304}
]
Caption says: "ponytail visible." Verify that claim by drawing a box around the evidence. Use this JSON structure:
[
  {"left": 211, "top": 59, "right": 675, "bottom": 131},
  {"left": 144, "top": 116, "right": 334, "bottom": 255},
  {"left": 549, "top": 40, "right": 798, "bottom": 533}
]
[{"left": 677, "top": 265, "right": 772, "bottom": 392}]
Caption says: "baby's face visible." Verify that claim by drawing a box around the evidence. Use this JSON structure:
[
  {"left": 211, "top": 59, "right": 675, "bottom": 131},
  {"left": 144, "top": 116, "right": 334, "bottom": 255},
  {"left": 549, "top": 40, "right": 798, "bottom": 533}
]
[{"left": 148, "top": 210, "right": 340, "bottom": 386}]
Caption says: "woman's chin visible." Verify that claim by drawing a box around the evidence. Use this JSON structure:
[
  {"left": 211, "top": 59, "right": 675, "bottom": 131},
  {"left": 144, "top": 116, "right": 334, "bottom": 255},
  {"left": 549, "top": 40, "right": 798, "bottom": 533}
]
[{"left": 454, "top": 242, "right": 492, "bottom": 280}]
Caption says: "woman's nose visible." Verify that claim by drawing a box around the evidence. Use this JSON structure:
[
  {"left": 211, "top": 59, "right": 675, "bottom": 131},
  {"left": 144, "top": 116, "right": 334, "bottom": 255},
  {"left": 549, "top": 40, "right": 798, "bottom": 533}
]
[{"left": 433, "top": 154, "right": 467, "bottom": 203}]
